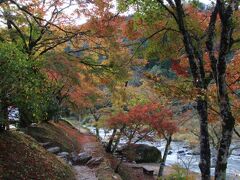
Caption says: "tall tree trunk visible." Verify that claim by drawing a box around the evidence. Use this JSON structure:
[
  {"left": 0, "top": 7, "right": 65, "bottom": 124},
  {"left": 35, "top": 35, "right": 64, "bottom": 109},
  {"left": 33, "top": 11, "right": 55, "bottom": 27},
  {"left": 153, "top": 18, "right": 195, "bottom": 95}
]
[
  {"left": 215, "top": 114, "right": 234, "bottom": 180},
  {"left": 214, "top": 50, "right": 235, "bottom": 180},
  {"left": 214, "top": 2, "right": 236, "bottom": 179},
  {"left": 158, "top": 135, "right": 172, "bottom": 176},
  {"left": 214, "top": 28, "right": 235, "bottom": 180},
  {"left": 215, "top": 57, "right": 235, "bottom": 179},
  {"left": 173, "top": 1, "right": 211, "bottom": 178},
  {"left": 197, "top": 99, "right": 211, "bottom": 180}
]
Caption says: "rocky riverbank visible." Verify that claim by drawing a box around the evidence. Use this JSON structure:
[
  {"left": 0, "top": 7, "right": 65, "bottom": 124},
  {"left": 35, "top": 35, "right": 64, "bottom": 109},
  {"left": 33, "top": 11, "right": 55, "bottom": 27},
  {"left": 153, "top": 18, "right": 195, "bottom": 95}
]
[{"left": 85, "top": 126, "right": 240, "bottom": 179}]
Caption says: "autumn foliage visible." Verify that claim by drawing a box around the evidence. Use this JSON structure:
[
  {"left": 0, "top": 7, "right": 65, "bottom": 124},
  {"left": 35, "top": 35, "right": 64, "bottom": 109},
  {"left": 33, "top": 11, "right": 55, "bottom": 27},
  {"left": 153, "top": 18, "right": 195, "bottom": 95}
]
[{"left": 107, "top": 103, "right": 177, "bottom": 137}]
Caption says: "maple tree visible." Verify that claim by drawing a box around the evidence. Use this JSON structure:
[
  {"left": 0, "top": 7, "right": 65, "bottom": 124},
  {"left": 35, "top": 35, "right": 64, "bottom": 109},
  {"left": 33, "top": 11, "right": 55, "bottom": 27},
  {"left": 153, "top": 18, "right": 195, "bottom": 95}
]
[
  {"left": 0, "top": 0, "right": 86, "bottom": 58},
  {"left": 105, "top": 102, "right": 177, "bottom": 176}
]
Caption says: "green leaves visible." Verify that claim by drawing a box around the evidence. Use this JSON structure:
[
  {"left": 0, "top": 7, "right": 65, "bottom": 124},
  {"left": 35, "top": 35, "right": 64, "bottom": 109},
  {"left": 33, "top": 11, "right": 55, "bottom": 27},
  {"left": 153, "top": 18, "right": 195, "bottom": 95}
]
[
  {"left": 0, "top": 42, "right": 61, "bottom": 126},
  {"left": 117, "top": 0, "right": 164, "bottom": 21}
]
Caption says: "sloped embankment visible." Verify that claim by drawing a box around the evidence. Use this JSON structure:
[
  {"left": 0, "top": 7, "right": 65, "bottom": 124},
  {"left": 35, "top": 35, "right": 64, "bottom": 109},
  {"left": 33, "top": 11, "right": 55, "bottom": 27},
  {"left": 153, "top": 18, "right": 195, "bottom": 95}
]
[
  {"left": 25, "top": 120, "right": 122, "bottom": 180},
  {"left": 0, "top": 130, "right": 75, "bottom": 180},
  {"left": 25, "top": 121, "right": 80, "bottom": 153}
]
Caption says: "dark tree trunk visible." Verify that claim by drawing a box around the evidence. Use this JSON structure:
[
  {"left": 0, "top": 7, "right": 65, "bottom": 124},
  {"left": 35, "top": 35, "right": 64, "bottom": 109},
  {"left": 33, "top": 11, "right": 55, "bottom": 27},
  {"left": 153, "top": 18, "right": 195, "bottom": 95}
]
[
  {"left": 197, "top": 99, "right": 211, "bottom": 180},
  {"left": 173, "top": 1, "right": 211, "bottom": 179},
  {"left": 158, "top": 135, "right": 172, "bottom": 177},
  {"left": 95, "top": 127, "right": 100, "bottom": 138},
  {"left": 106, "top": 128, "right": 117, "bottom": 153},
  {"left": 215, "top": 114, "right": 234, "bottom": 180},
  {"left": 214, "top": 54, "right": 235, "bottom": 180},
  {"left": 214, "top": 2, "right": 236, "bottom": 179},
  {"left": 215, "top": 60, "right": 234, "bottom": 180},
  {"left": 157, "top": 1, "right": 236, "bottom": 179}
]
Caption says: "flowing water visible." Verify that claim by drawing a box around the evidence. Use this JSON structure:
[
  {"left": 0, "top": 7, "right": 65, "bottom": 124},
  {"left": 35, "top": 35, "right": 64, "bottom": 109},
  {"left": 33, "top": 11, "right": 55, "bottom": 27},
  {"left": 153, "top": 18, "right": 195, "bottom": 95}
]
[{"left": 85, "top": 126, "right": 240, "bottom": 178}]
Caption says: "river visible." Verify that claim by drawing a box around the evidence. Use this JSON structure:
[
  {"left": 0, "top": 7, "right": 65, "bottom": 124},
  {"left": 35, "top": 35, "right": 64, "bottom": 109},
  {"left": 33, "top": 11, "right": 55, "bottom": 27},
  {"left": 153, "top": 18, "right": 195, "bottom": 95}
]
[{"left": 84, "top": 126, "right": 240, "bottom": 179}]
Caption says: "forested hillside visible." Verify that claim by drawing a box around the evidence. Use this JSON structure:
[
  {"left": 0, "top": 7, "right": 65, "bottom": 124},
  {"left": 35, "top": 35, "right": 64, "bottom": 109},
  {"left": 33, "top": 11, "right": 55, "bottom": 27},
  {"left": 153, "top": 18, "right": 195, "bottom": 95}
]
[{"left": 1, "top": 0, "right": 240, "bottom": 180}]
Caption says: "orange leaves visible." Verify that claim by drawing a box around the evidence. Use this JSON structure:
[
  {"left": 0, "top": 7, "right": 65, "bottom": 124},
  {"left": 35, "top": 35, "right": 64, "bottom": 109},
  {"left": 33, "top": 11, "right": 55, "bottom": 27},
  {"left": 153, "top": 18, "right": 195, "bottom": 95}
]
[
  {"left": 44, "top": 52, "right": 104, "bottom": 110},
  {"left": 107, "top": 112, "right": 128, "bottom": 128},
  {"left": 206, "top": 50, "right": 240, "bottom": 123},
  {"left": 184, "top": 4, "right": 211, "bottom": 31},
  {"left": 121, "top": 19, "right": 144, "bottom": 41},
  {"left": 226, "top": 52, "right": 240, "bottom": 91},
  {"left": 107, "top": 103, "right": 178, "bottom": 136},
  {"left": 68, "top": 85, "right": 96, "bottom": 108},
  {"left": 78, "top": 0, "right": 123, "bottom": 38},
  {"left": 171, "top": 58, "right": 189, "bottom": 77}
]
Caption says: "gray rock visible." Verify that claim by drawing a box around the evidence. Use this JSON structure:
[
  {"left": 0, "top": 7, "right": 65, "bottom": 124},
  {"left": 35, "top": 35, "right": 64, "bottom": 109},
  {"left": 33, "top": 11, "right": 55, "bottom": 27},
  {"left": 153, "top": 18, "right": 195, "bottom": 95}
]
[
  {"left": 70, "top": 152, "right": 78, "bottom": 157},
  {"left": 86, "top": 157, "right": 104, "bottom": 167},
  {"left": 192, "top": 151, "right": 200, "bottom": 155},
  {"left": 177, "top": 150, "right": 185, "bottom": 154},
  {"left": 47, "top": 147, "right": 61, "bottom": 154},
  {"left": 142, "top": 166, "right": 154, "bottom": 176},
  {"left": 57, "top": 152, "right": 69, "bottom": 158},
  {"left": 168, "top": 150, "right": 173, "bottom": 155},
  {"left": 71, "top": 152, "right": 92, "bottom": 165},
  {"left": 192, "top": 148, "right": 200, "bottom": 155},
  {"left": 122, "top": 144, "right": 161, "bottom": 163},
  {"left": 39, "top": 142, "right": 51, "bottom": 148},
  {"left": 30, "top": 123, "right": 37, "bottom": 127}
]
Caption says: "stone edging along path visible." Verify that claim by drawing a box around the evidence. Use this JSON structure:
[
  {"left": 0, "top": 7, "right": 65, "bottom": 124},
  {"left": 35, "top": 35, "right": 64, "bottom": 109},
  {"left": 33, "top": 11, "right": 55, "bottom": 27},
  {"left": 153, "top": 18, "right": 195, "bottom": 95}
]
[{"left": 52, "top": 121, "right": 122, "bottom": 180}]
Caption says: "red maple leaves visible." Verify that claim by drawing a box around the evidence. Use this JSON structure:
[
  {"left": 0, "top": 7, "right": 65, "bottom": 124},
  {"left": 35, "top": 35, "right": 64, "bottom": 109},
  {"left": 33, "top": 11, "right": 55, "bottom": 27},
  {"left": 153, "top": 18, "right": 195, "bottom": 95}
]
[{"left": 107, "top": 103, "right": 178, "bottom": 137}]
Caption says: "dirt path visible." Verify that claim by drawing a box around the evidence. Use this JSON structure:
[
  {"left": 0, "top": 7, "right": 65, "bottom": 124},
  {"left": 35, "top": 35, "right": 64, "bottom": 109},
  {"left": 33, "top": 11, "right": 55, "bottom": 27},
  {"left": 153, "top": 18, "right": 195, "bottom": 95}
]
[
  {"left": 54, "top": 122, "right": 122, "bottom": 180},
  {"left": 73, "top": 166, "right": 98, "bottom": 180}
]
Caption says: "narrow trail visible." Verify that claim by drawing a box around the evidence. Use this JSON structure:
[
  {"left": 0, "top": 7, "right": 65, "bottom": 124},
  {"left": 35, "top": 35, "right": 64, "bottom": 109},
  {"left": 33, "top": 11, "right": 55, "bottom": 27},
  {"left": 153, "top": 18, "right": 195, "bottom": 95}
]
[{"left": 54, "top": 122, "right": 122, "bottom": 180}]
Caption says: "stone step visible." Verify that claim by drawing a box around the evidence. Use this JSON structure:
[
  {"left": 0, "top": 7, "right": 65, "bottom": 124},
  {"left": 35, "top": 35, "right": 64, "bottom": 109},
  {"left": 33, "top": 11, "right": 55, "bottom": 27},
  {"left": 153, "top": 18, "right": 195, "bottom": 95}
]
[
  {"left": 47, "top": 146, "right": 61, "bottom": 154},
  {"left": 39, "top": 142, "right": 52, "bottom": 148}
]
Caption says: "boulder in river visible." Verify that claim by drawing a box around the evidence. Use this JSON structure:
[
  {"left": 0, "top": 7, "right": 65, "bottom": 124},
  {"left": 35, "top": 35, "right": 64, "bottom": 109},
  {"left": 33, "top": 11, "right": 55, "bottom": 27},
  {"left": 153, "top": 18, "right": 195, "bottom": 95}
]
[
  {"left": 177, "top": 150, "right": 186, "bottom": 154},
  {"left": 168, "top": 150, "right": 173, "bottom": 155},
  {"left": 192, "top": 148, "right": 200, "bottom": 155},
  {"left": 122, "top": 144, "right": 161, "bottom": 163}
]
